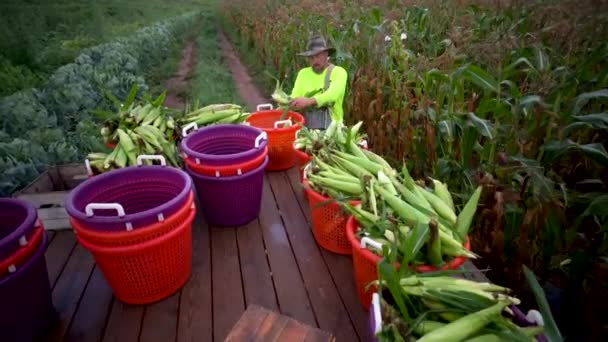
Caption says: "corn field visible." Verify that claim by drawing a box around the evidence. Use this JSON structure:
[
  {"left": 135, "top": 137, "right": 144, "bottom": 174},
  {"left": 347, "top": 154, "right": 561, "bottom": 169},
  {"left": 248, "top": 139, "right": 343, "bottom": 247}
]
[{"left": 221, "top": 0, "right": 608, "bottom": 338}]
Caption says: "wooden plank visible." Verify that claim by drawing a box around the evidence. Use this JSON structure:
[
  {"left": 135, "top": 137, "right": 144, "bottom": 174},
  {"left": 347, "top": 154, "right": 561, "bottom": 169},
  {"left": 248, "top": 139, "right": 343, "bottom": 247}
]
[
  {"left": 16, "top": 191, "right": 70, "bottom": 207},
  {"left": 225, "top": 305, "right": 335, "bottom": 342},
  {"left": 102, "top": 300, "right": 144, "bottom": 342},
  {"left": 257, "top": 176, "right": 316, "bottom": 326},
  {"left": 267, "top": 172, "right": 359, "bottom": 342},
  {"left": 211, "top": 225, "right": 245, "bottom": 342},
  {"left": 224, "top": 305, "right": 269, "bottom": 341},
  {"left": 39, "top": 207, "right": 68, "bottom": 220},
  {"left": 64, "top": 266, "right": 113, "bottom": 342},
  {"left": 236, "top": 218, "right": 279, "bottom": 311},
  {"left": 254, "top": 309, "right": 289, "bottom": 340},
  {"left": 17, "top": 172, "right": 54, "bottom": 194},
  {"left": 47, "top": 230, "right": 56, "bottom": 243},
  {"left": 41, "top": 218, "right": 72, "bottom": 231},
  {"left": 139, "top": 292, "right": 180, "bottom": 342},
  {"left": 319, "top": 251, "right": 370, "bottom": 341},
  {"left": 47, "top": 244, "right": 96, "bottom": 341},
  {"left": 177, "top": 204, "right": 213, "bottom": 342},
  {"left": 45, "top": 231, "right": 77, "bottom": 288},
  {"left": 275, "top": 318, "right": 312, "bottom": 341},
  {"left": 285, "top": 167, "right": 310, "bottom": 223},
  {"left": 286, "top": 166, "right": 369, "bottom": 341}
]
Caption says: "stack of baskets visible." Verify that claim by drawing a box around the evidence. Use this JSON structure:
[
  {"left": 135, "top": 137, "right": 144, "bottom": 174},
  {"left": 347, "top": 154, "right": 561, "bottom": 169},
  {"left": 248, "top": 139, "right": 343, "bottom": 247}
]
[
  {"left": 0, "top": 198, "right": 55, "bottom": 341},
  {"left": 246, "top": 103, "right": 305, "bottom": 171},
  {"left": 66, "top": 156, "right": 195, "bottom": 305},
  {"left": 181, "top": 123, "right": 268, "bottom": 226}
]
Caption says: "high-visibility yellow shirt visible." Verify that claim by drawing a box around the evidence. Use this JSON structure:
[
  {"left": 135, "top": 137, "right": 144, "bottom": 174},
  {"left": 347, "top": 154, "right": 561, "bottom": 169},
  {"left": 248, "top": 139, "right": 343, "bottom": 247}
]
[{"left": 290, "top": 65, "right": 348, "bottom": 122}]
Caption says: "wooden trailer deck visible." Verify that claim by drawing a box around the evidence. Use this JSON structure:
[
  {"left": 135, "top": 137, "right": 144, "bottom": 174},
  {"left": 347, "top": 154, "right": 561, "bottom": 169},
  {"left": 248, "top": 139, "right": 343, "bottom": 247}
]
[{"left": 41, "top": 167, "right": 486, "bottom": 342}]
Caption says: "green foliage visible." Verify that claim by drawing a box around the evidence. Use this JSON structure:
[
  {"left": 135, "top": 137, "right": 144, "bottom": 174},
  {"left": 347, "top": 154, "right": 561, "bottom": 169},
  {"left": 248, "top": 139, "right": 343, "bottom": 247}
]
[
  {"left": 188, "top": 11, "right": 243, "bottom": 107},
  {"left": 0, "top": 0, "right": 206, "bottom": 93},
  {"left": 222, "top": 0, "right": 608, "bottom": 338},
  {"left": 0, "top": 12, "right": 198, "bottom": 196}
]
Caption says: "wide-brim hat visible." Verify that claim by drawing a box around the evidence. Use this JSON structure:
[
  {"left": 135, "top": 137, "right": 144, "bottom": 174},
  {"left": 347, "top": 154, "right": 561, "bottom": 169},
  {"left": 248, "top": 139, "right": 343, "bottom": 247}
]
[{"left": 297, "top": 35, "right": 336, "bottom": 57}]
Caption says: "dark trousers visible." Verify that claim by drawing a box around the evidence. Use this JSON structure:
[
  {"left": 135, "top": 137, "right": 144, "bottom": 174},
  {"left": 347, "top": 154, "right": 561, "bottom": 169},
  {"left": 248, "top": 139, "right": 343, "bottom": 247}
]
[{"left": 303, "top": 109, "right": 330, "bottom": 130}]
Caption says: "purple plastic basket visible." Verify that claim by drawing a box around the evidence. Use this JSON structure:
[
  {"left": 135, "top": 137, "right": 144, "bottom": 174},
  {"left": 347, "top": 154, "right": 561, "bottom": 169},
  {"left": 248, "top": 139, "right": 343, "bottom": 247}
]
[
  {"left": 0, "top": 198, "right": 38, "bottom": 260},
  {"left": 187, "top": 156, "right": 268, "bottom": 226},
  {"left": 65, "top": 165, "right": 192, "bottom": 231},
  {"left": 0, "top": 232, "right": 56, "bottom": 342},
  {"left": 181, "top": 124, "right": 268, "bottom": 166},
  {"left": 368, "top": 293, "right": 548, "bottom": 342}
]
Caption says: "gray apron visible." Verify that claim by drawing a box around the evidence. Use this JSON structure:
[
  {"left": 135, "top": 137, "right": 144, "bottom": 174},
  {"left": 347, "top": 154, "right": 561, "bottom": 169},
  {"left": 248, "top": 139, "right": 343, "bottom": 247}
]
[{"left": 303, "top": 64, "right": 334, "bottom": 130}]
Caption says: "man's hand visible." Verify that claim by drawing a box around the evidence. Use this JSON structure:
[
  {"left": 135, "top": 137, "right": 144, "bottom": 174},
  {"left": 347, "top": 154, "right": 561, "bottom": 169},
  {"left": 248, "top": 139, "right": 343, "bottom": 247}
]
[{"left": 289, "top": 97, "right": 317, "bottom": 110}]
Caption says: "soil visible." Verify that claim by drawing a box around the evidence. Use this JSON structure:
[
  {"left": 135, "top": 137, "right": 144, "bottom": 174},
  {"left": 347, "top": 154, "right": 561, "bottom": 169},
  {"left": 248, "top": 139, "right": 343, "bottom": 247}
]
[
  {"left": 164, "top": 39, "right": 196, "bottom": 110},
  {"left": 217, "top": 30, "right": 269, "bottom": 112}
]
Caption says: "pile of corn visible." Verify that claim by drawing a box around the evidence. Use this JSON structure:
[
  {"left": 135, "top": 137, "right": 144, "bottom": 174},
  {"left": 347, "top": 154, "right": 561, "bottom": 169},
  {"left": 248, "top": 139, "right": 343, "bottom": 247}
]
[{"left": 303, "top": 121, "right": 480, "bottom": 267}]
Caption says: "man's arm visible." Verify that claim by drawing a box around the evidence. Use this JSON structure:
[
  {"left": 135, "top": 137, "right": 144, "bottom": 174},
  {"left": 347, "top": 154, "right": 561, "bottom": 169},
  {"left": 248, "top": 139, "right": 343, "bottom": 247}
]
[{"left": 312, "top": 67, "right": 347, "bottom": 107}]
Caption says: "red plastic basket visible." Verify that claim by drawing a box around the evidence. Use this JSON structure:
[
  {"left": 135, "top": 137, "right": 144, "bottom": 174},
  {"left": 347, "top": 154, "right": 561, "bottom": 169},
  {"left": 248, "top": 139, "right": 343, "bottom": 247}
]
[
  {"left": 71, "top": 191, "right": 195, "bottom": 247},
  {"left": 346, "top": 216, "right": 470, "bottom": 310},
  {"left": 184, "top": 147, "right": 268, "bottom": 177},
  {"left": 76, "top": 208, "right": 195, "bottom": 305},
  {"left": 245, "top": 110, "right": 305, "bottom": 171},
  {"left": 303, "top": 179, "right": 358, "bottom": 255},
  {"left": 0, "top": 225, "right": 44, "bottom": 278}
]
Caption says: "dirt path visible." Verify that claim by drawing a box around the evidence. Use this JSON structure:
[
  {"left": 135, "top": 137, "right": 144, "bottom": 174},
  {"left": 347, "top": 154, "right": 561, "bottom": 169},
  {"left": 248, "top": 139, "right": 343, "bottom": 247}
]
[
  {"left": 164, "top": 39, "right": 196, "bottom": 110},
  {"left": 217, "top": 31, "right": 269, "bottom": 112}
]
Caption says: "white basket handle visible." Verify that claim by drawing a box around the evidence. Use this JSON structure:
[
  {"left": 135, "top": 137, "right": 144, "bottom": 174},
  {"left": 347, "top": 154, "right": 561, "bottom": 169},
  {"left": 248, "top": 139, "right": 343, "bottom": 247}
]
[
  {"left": 358, "top": 139, "right": 369, "bottom": 149},
  {"left": 213, "top": 168, "right": 244, "bottom": 178},
  {"left": 85, "top": 203, "right": 126, "bottom": 217},
  {"left": 360, "top": 237, "right": 383, "bottom": 249},
  {"left": 19, "top": 235, "right": 28, "bottom": 247},
  {"left": 84, "top": 159, "right": 94, "bottom": 176},
  {"left": 254, "top": 131, "right": 268, "bottom": 148},
  {"left": 526, "top": 310, "right": 544, "bottom": 326},
  {"left": 256, "top": 103, "right": 273, "bottom": 111},
  {"left": 302, "top": 162, "right": 312, "bottom": 180},
  {"left": 182, "top": 122, "right": 198, "bottom": 137},
  {"left": 137, "top": 155, "right": 167, "bottom": 166},
  {"left": 372, "top": 293, "right": 382, "bottom": 335},
  {"left": 274, "top": 119, "right": 292, "bottom": 129}
]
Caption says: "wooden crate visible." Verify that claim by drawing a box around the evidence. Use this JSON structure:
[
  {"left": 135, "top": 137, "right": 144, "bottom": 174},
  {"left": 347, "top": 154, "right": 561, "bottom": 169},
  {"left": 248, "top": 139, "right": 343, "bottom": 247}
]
[
  {"left": 225, "top": 305, "right": 335, "bottom": 342},
  {"left": 13, "top": 163, "right": 89, "bottom": 231}
]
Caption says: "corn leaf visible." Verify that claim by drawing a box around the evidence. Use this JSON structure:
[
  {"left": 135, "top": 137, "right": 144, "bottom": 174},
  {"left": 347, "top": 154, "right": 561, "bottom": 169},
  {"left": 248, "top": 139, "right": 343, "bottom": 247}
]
[
  {"left": 542, "top": 140, "right": 608, "bottom": 166},
  {"left": 121, "top": 83, "right": 138, "bottom": 111},
  {"left": 564, "top": 112, "right": 608, "bottom": 134},
  {"left": 573, "top": 89, "right": 608, "bottom": 115},
  {"left": 467, "top": 112, "right": 494, "bottom": 138},
  {"left": 534, "top": 47, "right": 550, "bottom": 72},
  {"left": 522, "top": 266, "right": 563, "bottom": 342},
  {"left": 378, "top": 258, "right": 410, "bottom": 321},
  {"left": 463, "top": 65, "right": 499, "bottom": 94}
]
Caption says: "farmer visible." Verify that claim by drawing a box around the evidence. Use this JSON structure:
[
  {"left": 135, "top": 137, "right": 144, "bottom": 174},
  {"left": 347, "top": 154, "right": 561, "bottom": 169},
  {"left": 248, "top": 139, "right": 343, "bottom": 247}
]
[{"left": 289, "top": 34, "right": 348, "bottom": 129}]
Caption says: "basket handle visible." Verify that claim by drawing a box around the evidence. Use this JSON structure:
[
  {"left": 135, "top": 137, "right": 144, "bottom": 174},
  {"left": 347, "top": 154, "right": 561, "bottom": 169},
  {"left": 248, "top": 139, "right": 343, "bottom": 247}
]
[
  {"left": 360, "top": 236, "right": 383, "bottom": 249},
  {"left": 274, "top": 119, "right": 292, "bottom": 129},
  {"left": 254, "top": 131, "right": 268, "bottom": 148},
  {"left": 302, "top": 162, "right": 312, "bottom": 180},
  {"left": 85, "top": 203, "right": 126, "bottom": 217},
  {"left": 358, "top": 138, "right": 369, "bottom": 149},
  {"left": 371, "top": 293, "right": 382, "bottom": 335},
  {"left": 256, "top": 103, "right": 273, "bottom": 111},
  {"left": 526, "top": 310, "right": 544, "bottom": 326},
  {"left": 84, "top": 159, "right": 94, "bottom": 176},
  {"left": 137, "top": 155, "right": 167, "bottom": 166},
  {"left": 182, "top": 122, "right": 198, "bottom": 138}
]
